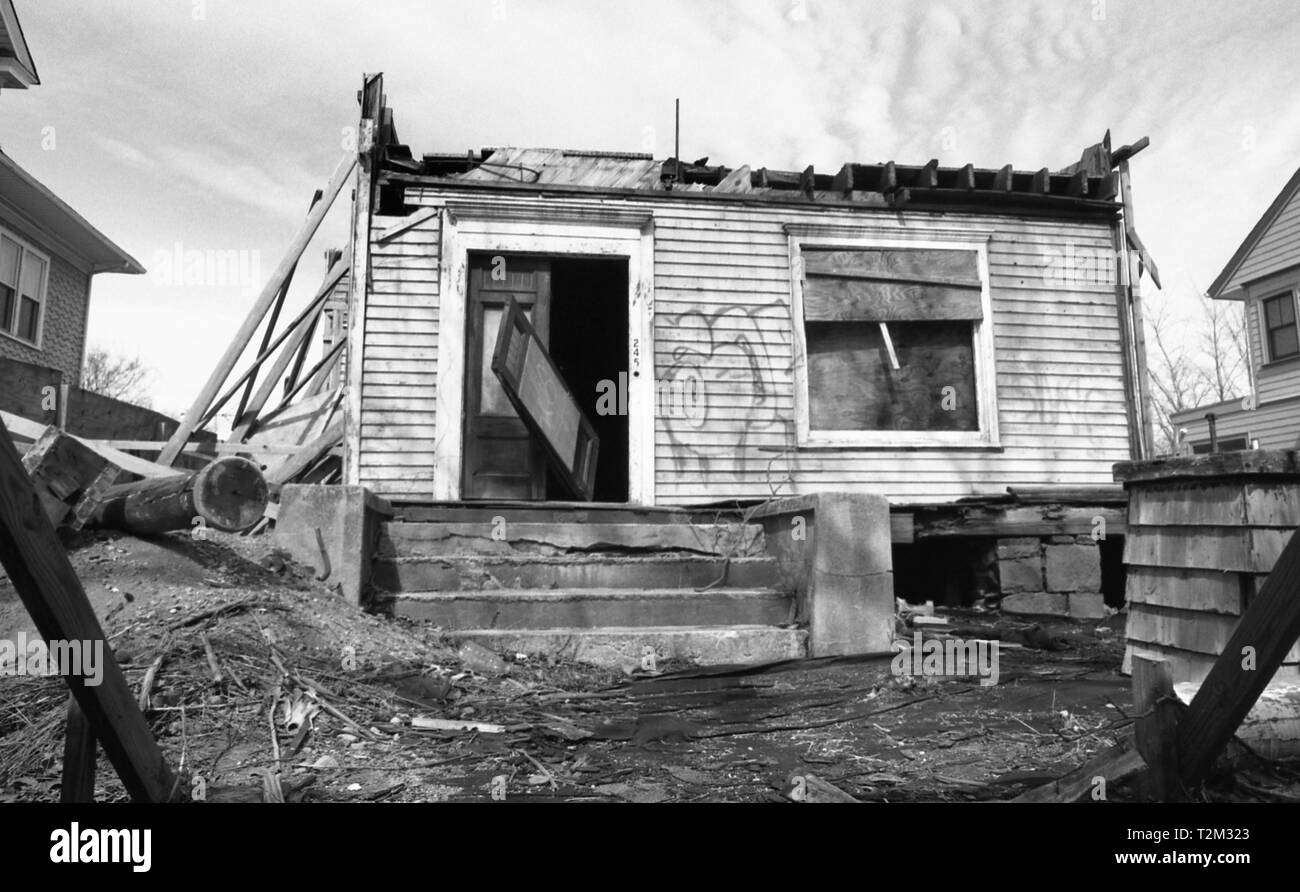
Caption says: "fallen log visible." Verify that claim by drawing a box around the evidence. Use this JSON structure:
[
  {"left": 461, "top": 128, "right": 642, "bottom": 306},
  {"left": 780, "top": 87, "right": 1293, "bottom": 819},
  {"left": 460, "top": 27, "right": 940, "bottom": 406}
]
[{"left": 89, "top": 456, "right": 268, "bottom": 535}]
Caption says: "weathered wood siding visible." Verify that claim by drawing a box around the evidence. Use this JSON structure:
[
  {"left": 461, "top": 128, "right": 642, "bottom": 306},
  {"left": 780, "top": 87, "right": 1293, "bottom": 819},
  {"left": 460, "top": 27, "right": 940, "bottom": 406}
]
[
  {"left": 359, "top": 190, "right": 1132, "bottom": 503},
  {"left": 1122, "top": 474, "right": 1300, "bottom": 685}
]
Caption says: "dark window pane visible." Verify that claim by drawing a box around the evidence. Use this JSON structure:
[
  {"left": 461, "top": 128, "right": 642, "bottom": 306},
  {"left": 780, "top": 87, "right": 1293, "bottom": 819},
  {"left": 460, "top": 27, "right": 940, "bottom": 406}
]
[
  {"left": 806, "top": 320, "right": 978, "bottom": 431},
  {"left": 1264, "top": 296, "right": 1283, "bottom": 328},
  {"left": 1270, "top": 323, "right": 1300, "bottom": 359},
  {"left": 18, "top": 296, "right": 38, "bottom": 342},
  {"left": 1281, "top": 296, "right": 1297, "bottom": 325},
  {"left": 0, "top": 284, "right": 14, "bottom": 333}
]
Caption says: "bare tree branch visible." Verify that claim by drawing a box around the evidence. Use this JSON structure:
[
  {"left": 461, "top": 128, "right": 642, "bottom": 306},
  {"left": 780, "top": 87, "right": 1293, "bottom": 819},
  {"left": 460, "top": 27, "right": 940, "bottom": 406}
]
[{"left": 81, "top": 347, "right": 154, "bottom": 408}]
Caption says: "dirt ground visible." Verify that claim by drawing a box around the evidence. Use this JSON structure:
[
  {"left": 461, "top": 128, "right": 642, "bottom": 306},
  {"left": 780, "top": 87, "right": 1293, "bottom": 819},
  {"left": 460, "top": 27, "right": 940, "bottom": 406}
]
[{"left": 1, "top": 530, "right": 1297, "bottom": 803}]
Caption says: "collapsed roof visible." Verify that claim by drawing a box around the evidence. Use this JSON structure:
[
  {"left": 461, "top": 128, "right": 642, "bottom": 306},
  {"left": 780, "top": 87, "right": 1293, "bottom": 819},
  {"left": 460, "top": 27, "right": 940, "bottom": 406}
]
[{"left": 378, "top": 131, "right": 1145, "bottom": 218}]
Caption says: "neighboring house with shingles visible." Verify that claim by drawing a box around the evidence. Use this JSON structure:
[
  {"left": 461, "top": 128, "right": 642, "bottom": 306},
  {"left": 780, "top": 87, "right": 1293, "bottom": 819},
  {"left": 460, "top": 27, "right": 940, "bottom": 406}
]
[
  {"left": 1172, "top": 166, "right": 1300, "bottom": 452},
  {"left": 0, "top": 0, "right": 143, "bottom": 389}
]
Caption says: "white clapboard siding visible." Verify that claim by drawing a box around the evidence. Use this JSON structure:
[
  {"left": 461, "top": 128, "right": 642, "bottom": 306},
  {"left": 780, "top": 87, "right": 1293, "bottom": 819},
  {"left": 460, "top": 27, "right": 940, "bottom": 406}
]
[
  {"left": 359, "top": 211, "right": 441, "bottom": 495},
  {"left": 1224, "top": 179, "right": 1300, "bottom": 293},
  {"left": 358, "top": 189, "right": 1133, "bottom": 502}
]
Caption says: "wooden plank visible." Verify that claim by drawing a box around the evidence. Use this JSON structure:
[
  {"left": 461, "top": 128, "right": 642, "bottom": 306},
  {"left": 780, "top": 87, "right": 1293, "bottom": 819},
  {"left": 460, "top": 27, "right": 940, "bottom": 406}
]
[
  {"left": 1132, "top": 656, "right": 1182, "bottom": 801},
  {"left": 913, "top": 505, "right": 1125, "bottom": 538},
  {"left": 802, "top": 247, "right": 979, "bottom": 283},
  {"left": 1, "top": 411, "right": 179, "bottom": 480},
  {"left": 1122, "top": 525, "right": 1263, "bottom": 572},
  {"left": 806, "top": 320, "right": 979, "bottom": 432},
  {"left": 228, "top": 249, "right": 349, "bottom": 440},
  {"left": 21, "top": 426, "right": 116, "bottom": 528},
  {"left": 1128, "top": 482, "right": 1246, "bottom": 526},
  {"left": 159, "top": 151, "right": 357, "bottom": 465},
  {"left": 1124, "top": 566, "right": 1246, "bottom": 614},
  {"left": 265, "top": 418, "right": 345, "bottom": 488},
  {"left": 375, "top": 206, "right": 439, "bottom": 243},
  {"left": 1245, "top": 483, "right": 1300, "bottom": 526},
  {"left": 1125, "top": 603, "right": 1239, "bottom": 656},
  {"left": 1175, "top": 520, "right": 1300, "bottom": 786},
  {"left": 344, "top": 72, "right": 383, "bottom": 486},
  {"left": 491, "top": 297, "right": 600, "bottom": 500},
  {"left": 237, "top": 190, "right": 322, "bottom": 424},
  {"left": 92, "top": 440, "right": 302, "bottom": 455},
  {"left": 802, "top": 276, "right": 983, "bottom": 322},
  {"left": 0, "top": 417, "right": 179, "bottom": 802},
  {"left": 1011, "top": 739, "right": 1145, "bottom": 802}
]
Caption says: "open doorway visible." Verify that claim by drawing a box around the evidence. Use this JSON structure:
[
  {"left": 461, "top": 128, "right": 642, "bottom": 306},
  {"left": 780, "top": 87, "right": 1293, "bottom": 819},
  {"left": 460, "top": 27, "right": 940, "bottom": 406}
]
[
  {"left": 548, "top": 257, "right": 629, "bottom": 502},
  {"left": 460, "top": 252, "right": 629, "bottom": 503}
]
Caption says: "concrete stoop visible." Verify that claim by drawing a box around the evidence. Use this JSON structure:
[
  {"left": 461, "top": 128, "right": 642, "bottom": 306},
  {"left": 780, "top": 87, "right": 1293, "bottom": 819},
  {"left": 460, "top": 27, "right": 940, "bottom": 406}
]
[
  {"left": 444, "top": 625, "right": 809, "bottom": 668},
  {"left": 277, "top": 488, "right": 895, "bottom": 669},
  {"left": 373, "top": 510, "right": 803, "bottom": 666}
]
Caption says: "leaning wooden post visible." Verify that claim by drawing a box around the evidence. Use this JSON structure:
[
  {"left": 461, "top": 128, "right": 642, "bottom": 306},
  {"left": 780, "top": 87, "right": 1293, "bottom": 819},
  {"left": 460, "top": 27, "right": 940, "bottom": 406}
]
[
  {"left": 343, "top": 72, "right": 384, "bottom": 486},
  {"left": 0, "top": 417, "right": 179, "bottom": 802},
  {"left": 1132, "top": 656, "right": 1182, "bottom": 801},
  {"left": 1175, "top": 522, "right": 1300, "bottom": 787},
  {"left": 157, "top": 152, "right": 357, "bottom": 466}
]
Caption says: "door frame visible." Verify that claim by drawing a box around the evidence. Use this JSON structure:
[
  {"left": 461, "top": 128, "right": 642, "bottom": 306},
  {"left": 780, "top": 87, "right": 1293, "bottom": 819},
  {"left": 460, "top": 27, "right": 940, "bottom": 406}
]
[{"left": 433, "top": 203, "right": 655, "bottom": 504}]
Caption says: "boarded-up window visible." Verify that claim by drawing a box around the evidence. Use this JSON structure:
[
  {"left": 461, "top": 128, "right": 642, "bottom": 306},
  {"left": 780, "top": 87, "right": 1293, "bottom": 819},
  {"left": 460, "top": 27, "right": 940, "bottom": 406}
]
[{"left": 801, "top": 246, "right": 983, "bottom": 432}]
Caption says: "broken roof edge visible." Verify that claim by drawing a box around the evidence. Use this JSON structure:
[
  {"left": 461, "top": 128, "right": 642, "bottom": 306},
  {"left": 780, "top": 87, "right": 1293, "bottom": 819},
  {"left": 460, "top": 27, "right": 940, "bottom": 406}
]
[{"left": 383, "top": 138, "right": 1127, "bottom": 220}]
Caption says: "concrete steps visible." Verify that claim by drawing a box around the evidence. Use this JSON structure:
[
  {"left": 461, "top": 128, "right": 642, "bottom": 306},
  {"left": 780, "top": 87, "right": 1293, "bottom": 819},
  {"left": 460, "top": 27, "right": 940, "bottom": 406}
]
[
  {"left": 372, "top": 552, "right": 781, "bottom": 593},
  {"left": 380, "top": 521, "right": 766, "bottom": 558},
  {"left": 372, "top": 507, "right": 803, "bottom": 667}
]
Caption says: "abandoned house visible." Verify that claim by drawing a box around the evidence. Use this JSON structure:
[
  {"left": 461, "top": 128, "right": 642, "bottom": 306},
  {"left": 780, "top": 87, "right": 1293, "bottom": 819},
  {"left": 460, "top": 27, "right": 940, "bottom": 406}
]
[
  {"left": 252, "top": 77, "right": 1161, "bottom": 665},
  {"left": 1172, "top": 164, "right": 1300, "bottom": 453}
]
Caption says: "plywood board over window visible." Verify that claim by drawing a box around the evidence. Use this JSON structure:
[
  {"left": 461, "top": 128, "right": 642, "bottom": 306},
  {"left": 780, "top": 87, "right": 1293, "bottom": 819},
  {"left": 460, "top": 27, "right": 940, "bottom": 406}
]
[{"left": 789, "top": 232, "right": 998, "bottom": 448}]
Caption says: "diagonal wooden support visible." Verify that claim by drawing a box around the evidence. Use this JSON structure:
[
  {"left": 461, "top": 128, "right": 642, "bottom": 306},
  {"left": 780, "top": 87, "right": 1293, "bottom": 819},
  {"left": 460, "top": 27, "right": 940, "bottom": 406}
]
[
  {"left": 158, "top": 152, "right": 357, "bottom": 466},
  {"left": 235, "top": 189, "right": 324, "bottom": 424},
  {"left": 0, "top": 417, "right": 180, "bottom": 801},
  {"left": 205, "top": 250, "right": 349, "bottom": 432},
  {"left": 1176, "top": 523, "right": 1300, "bottom": 788},
  {"left": 229, "top": 249, "right": 350, "bottom": 441}
]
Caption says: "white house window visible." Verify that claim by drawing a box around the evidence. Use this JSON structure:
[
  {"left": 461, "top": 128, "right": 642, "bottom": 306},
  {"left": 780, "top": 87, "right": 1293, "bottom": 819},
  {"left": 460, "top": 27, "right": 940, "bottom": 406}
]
[
  {"left": 790, "top": 234, "right": 998, "bottom": 448},
  {"left": 0, "top": 231, "right": 49, "bottom": 347},
  {"left": 1261, "top": 292, "right": 1299, "bottom": 362}
]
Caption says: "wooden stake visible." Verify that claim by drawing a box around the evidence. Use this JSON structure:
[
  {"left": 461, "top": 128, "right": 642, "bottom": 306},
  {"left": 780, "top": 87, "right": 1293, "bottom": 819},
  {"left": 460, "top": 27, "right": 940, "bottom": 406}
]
[{"left": 0, "top": 416, "right": 179, "bottom": 802}]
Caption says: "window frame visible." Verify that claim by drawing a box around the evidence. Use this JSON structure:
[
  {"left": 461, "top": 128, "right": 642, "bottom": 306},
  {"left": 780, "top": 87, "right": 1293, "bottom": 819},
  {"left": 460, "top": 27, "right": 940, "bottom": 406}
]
[
  {"left": 0, "top": 227, "right": 50, "bottom": 349},
  {"left": 788, "top": 228, "right": 999, "bottom": 448},
  {"left": 1259, "top": 289, "right": 1300, "bottom": 364}
]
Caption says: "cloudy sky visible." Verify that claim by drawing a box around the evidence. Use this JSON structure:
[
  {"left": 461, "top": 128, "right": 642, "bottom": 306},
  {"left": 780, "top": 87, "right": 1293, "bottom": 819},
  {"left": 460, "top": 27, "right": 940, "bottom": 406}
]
[{"left": 2, "top": 0, "right": 1299, "bottom": 416}]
